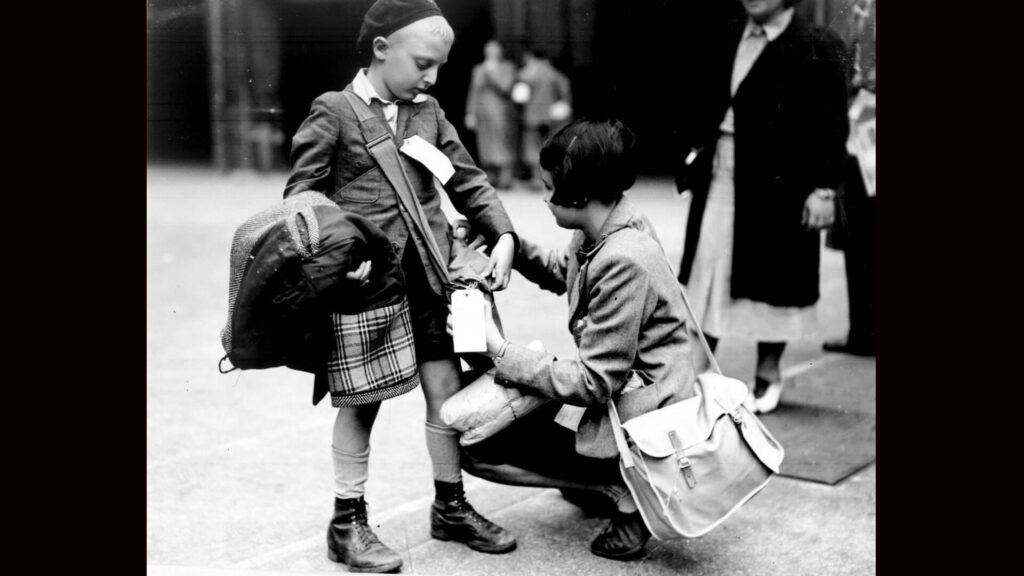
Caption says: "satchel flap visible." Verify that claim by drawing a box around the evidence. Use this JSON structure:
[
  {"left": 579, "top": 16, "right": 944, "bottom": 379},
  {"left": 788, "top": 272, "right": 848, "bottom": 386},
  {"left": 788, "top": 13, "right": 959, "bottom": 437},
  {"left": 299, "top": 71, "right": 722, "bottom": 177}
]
[
  {"left": 698, "top": 373, "right": 785, "bottom": 472},
  {"left": 619, "top": 373, "right": 784, "bottom": 472},
  {"left": 620, "top": 383, "right": 723, "bottom": 458},
  {"left": 739, "top": 414, "right": 785, "bottom": 473}
]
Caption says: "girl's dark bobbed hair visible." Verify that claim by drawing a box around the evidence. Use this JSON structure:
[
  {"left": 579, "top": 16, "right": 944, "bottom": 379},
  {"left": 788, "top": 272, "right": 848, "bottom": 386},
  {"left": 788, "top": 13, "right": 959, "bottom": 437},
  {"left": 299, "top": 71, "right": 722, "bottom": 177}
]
[{"left": 539, "top": 118, "right": 638, "bottom": 208}]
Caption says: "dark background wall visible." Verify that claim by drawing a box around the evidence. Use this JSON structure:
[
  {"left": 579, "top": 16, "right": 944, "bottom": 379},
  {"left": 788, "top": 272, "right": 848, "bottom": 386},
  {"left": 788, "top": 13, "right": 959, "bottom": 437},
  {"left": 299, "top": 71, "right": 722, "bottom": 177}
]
[
  {"left": 147, "top": 0, "right": 849, "bottom": 174},
  {"left": 147, "top": 0, "right": 212, "bottom": 163}
]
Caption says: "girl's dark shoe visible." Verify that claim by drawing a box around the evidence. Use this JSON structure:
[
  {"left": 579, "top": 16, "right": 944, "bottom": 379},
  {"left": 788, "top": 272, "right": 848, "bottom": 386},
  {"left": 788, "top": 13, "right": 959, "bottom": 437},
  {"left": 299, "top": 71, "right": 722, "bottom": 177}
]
[
  {"left": 590, "top": 509, "right": 651, "bottom": 560},
  {"left": 560, "top": 488, "right": 617, "bottom": 517},
  {"left": 430, "top": 481, "right": 517, "bottom": 553},
  {"left": 327, "top": 497, "right": 403, "bottom": 573}
]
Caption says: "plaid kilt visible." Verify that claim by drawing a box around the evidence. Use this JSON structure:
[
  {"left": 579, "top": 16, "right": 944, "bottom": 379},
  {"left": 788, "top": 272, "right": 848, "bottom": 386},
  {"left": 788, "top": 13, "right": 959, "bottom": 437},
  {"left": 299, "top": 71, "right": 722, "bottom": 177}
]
[{"left": 326, "top": 299, "right": 419, "bottom": 407}]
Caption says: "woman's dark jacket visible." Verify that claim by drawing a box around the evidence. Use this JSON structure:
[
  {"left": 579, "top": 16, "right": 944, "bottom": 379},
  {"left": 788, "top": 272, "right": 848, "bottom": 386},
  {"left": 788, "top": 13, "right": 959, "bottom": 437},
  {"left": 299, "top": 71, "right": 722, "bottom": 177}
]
[{"left": 675, "top": 13, "right": 850, "bottom": 307}]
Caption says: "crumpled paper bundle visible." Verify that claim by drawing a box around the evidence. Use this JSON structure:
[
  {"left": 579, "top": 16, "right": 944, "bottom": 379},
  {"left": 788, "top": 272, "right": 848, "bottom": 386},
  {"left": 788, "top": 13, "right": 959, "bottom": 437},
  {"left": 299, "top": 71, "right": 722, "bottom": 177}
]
[{"left": 441, "top": 340, "right": 550, "bottom": 446}]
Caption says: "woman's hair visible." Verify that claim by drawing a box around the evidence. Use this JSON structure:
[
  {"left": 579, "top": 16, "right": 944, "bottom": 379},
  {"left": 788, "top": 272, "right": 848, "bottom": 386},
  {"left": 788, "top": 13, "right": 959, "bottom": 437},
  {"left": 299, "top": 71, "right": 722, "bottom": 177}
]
[{"left": 539, "top": 118, "right": 638, "bottom": 208}]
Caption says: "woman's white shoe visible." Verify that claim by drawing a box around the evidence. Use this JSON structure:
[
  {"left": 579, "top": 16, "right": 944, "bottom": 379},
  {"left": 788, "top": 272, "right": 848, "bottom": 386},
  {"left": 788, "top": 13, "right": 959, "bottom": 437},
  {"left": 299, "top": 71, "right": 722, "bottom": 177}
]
[
  {"left": 742, "top": 391, "right": 759, "bottom": 414},
  {"left": 753, "top": 381, "right": 783, "bottom": 414}
]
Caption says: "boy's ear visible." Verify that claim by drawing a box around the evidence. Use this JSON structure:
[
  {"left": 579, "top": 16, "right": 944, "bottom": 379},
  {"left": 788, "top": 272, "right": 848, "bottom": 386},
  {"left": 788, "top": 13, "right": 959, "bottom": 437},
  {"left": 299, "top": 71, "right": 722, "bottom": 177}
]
[{"left": 372, "top": 36, "right": 390, "bottom": 60}]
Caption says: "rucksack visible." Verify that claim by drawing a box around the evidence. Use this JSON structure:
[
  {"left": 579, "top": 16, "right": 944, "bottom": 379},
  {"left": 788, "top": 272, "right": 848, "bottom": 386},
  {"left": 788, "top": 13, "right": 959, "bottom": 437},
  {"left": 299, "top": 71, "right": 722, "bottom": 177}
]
[{"left": 219, "top": 191, "right": 405, "bottom": 373}]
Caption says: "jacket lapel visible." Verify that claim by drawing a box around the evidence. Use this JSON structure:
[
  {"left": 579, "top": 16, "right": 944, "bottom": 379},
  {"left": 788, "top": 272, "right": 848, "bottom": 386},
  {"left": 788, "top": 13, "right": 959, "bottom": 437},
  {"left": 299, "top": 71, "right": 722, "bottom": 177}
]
[
  {"left": 396, "top": 101, "right": 423, "bottom": 140},
  {"left": 565, "top": 199, "right": 638, "bottom": 323},
  {"left": 734, "top": 13, "right": 806, "bottom": 101}
]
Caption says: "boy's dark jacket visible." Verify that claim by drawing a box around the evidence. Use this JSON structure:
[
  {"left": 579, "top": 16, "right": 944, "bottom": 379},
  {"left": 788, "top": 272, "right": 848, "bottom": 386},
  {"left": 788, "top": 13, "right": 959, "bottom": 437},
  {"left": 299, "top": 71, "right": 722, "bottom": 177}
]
[
  {"left": 284, "top": 87, "right": 516, "bottom": 295},
  {"left": 675, "top": 13, "right": 850, "bottom": 308}
]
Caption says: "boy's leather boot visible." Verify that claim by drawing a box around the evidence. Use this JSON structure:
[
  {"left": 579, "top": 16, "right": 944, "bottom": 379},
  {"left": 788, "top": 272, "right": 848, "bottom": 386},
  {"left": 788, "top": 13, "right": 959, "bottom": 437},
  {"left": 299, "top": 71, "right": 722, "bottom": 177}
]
[
  {"left": 327, "top": 497, "right": 403, "bottom": 573},
  {"left": 429, "top": 480, "right": 517, "bottom": 553}
]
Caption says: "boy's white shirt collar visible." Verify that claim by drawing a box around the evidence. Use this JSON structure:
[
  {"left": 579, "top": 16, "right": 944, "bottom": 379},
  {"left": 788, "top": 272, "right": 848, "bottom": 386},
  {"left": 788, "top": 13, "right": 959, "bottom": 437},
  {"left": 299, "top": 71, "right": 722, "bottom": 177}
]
[
  {"left": 352, "top": 68, "right": 428, "bottom": 105},
  {"left": 744, "top": 7, "right": 794, "bottom": 42}
]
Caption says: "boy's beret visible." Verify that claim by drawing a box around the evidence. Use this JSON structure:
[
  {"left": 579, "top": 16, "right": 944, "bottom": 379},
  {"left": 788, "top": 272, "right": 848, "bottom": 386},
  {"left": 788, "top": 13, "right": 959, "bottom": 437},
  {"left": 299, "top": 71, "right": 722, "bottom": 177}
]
[{"left": 358, "top": 0, "right": 445, "bottom": 53}]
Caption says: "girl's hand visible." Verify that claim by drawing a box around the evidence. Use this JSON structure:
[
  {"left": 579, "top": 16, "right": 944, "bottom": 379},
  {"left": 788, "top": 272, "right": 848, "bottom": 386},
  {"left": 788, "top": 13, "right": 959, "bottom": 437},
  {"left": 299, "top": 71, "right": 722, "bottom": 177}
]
[
  {"left": 345, "top": 260, "right": 372, "bottom": 285},
  {"left": 483, "top": 233, "right": 516, "bottom": 291}
]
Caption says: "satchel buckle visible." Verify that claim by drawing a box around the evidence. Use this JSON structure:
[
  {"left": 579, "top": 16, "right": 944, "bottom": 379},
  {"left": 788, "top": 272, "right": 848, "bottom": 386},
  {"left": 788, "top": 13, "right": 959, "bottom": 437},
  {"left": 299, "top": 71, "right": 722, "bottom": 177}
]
[
  {"left": 715, "top": 396, "right": 744, "bottom": 425},
  {"left": 680, "top": 464, "right": 697, "bottom": 489},
  {"left": 668, "top": 430, "right": 697, "bottom": 489}
]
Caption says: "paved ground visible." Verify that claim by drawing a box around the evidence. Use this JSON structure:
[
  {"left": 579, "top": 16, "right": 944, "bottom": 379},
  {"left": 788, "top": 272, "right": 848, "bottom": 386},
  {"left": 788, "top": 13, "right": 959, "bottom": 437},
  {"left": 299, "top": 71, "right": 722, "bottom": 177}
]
[{"left": 147, "top": 165, "right": 875, "bottom": 575}]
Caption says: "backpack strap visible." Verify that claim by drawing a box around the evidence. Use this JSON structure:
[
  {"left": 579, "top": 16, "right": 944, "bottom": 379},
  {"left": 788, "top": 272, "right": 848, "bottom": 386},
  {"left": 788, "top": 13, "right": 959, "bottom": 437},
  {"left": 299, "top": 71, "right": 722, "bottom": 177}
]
[{"left": 339, "top": 90, "right": 451, "bottom": 293}]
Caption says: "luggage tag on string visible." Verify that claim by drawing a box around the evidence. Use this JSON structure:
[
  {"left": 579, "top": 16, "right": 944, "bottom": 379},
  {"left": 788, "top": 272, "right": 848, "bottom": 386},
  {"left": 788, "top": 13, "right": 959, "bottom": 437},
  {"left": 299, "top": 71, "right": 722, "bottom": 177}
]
[
  {"left": 401, "top": 135, "right": 486, "bottom": 353},
  {"left": 451, "top": 282, "right": 488, "bottom": 354}
]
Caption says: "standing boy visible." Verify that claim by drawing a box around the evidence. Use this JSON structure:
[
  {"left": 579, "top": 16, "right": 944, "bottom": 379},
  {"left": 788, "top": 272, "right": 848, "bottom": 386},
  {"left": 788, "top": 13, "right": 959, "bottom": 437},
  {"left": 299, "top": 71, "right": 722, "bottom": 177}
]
[{"left": 285, "top": 0, "right": 519, "bottom": 571}]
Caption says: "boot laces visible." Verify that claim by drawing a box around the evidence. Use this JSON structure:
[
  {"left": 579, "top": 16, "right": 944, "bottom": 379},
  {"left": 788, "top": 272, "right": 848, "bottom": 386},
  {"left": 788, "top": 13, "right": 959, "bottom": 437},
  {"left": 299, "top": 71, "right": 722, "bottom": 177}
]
[
  {"left": 452, "top": 499, "right": 492, "bottom": 528},
  {"left": 352, "top": 512, "right": 383, "bottom": 548}
]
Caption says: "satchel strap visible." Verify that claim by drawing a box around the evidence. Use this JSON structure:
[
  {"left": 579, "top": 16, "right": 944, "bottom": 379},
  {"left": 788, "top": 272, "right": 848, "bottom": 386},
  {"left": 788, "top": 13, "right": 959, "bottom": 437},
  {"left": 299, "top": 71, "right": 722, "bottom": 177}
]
[
  {"left": 596, "top": 224, "right": 725, "bottom": 460},
  {"left": 578, "top": 229, "right": 722, "bottom": 377},
  {"left": 607, "top": 399, "right": 635, "bottom": 468},
  {"left": 673, "top": 280, "right": 722, "bottom": 376},
  {"left": 340, "top": 90, "right": 451, "bottom": 289}
]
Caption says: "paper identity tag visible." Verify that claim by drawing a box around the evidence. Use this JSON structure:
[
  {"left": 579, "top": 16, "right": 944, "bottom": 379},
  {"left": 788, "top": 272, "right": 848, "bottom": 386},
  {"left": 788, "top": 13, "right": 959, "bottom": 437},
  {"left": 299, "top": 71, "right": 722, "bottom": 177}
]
[
  {"left": 553, "top": 405, "right": 587, "bottom": 432},
  {"left": 451, "top": 287, "right": 487, "bottom": 353},
  {"left": 400, "top": 135, "right": 455, "bottom": 185}
]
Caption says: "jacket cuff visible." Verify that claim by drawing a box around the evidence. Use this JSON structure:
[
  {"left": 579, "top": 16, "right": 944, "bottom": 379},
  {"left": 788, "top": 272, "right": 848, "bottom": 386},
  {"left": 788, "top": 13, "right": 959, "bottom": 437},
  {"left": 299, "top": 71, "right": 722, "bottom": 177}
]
[
  {"left": 495, "top": 231, "right": 520, "bottom": 255},
  {"left": 494, "top": 342, "right": 547, "bottom": 390}
]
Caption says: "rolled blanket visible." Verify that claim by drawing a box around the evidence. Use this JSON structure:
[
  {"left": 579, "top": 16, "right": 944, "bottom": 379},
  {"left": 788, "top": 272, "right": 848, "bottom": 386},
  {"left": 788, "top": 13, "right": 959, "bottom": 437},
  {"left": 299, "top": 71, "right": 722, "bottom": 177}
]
[{"left": 441, "top": 340, "right": 549, "bottom": 446}]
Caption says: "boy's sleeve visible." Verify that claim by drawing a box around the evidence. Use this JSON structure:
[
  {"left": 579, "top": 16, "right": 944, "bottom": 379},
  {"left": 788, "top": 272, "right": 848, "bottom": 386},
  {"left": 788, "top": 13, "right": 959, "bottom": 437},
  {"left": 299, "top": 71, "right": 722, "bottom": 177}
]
[
  {"left": 431, "top": 99, "right": 518, "bottom": 248},
  {"left": 283, "top": 94, "right": 340, "bottom": 199}
]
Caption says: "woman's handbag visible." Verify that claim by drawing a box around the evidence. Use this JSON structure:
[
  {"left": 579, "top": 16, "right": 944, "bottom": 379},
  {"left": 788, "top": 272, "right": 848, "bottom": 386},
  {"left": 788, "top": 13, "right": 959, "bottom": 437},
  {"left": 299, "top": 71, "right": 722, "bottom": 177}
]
[{"left": 607, "top": 279, "right": 785, "bottom": 539}]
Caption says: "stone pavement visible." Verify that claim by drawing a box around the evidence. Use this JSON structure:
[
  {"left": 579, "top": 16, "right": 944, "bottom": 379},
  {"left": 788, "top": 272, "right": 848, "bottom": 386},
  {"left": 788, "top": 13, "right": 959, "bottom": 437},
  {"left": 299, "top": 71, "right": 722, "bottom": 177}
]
[{"left": 147, "top": 166, "right": 875, "bottom": 575}]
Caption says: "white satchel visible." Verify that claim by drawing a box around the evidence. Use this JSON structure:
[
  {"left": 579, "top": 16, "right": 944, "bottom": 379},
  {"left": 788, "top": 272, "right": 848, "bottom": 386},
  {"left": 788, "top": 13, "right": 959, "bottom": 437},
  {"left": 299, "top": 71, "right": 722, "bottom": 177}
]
[{"left": 607, "top": 282, "right": 785, "bottom": 539}]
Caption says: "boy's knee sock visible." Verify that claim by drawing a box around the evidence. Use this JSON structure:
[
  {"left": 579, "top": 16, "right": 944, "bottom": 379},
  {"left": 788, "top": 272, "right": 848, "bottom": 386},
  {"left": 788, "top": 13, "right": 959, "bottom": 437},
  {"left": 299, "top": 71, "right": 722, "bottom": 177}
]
[
  {"left": 424, "top": 421, "right": 462, "bottom": 484},
  {"left": 332, "top": 445, "right": 370, "bottom": 500}
]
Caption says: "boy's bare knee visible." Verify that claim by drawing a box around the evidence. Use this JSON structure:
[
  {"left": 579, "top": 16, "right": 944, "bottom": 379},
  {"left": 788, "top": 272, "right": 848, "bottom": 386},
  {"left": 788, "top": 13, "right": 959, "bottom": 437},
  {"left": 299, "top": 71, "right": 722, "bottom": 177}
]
[
  {"left": 418, "top": 358, "right": 462, "bottom": 414},
  {"left": 335, "top": 402, "right": 381, "bottom": 428},
  {"left": 419, "top": 358, "right": 461, "bottom": 390}
]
